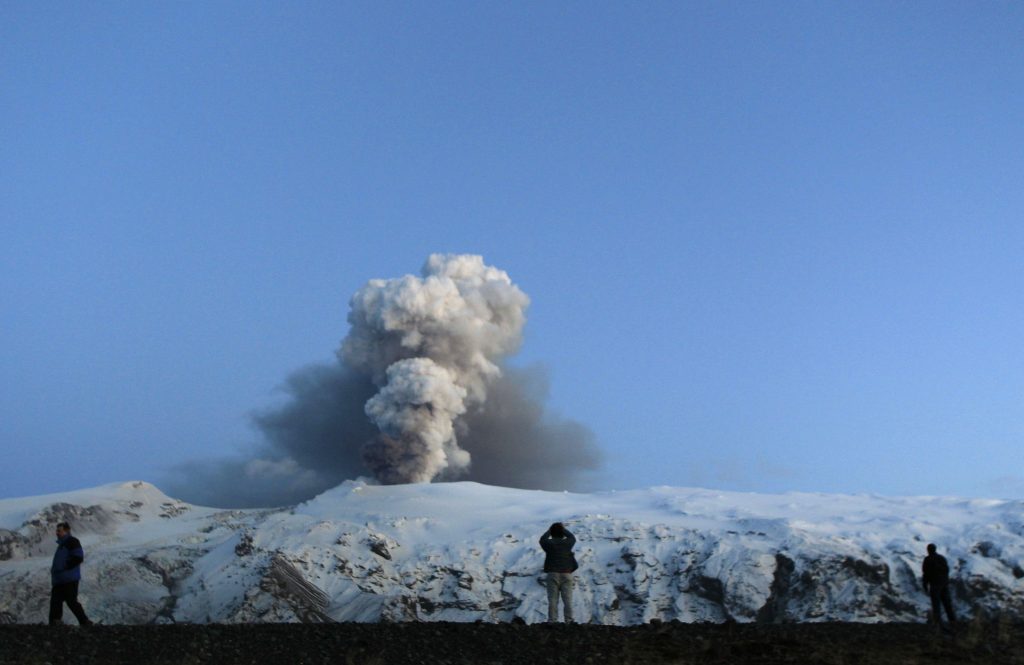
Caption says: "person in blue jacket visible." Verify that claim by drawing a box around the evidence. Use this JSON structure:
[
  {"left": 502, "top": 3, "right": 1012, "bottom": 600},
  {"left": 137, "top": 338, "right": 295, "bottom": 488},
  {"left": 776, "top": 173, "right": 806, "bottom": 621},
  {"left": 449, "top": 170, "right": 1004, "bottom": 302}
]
[
  {"left": 49, "top": 522, "right": 93, "bottom": 626},
  {"left": 539, "top": 522, "right": 578, "bottom": 623}
]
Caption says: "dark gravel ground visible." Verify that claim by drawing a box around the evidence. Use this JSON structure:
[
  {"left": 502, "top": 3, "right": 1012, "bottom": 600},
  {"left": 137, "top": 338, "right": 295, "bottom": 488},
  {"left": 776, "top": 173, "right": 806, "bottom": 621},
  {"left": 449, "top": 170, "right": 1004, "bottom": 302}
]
[{"left": 2, "top": 620, "right": 1022, "bottom": 665}]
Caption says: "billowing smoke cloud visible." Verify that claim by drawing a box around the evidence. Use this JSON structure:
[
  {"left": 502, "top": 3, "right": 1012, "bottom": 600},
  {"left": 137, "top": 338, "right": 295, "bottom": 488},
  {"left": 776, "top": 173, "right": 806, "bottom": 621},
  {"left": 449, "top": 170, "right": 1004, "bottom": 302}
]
[
  {"left": 344, "top": 254, "right": 529, "bottom": 484},
  {"left": 363, "top": 358, "right": 469, "bottom": 483},
  {"left": 166, "top": 254, "right": 601, "bottom": 507}
]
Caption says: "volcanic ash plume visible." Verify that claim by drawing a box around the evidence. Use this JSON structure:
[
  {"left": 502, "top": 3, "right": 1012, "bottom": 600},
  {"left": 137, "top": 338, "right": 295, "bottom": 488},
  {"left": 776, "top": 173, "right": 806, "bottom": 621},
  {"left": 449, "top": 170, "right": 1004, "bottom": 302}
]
[
  {"left": 363, "top": 358, "right": 468, "bottom": 483},
  {"left": 343, "top": 254, "right": 529, "bottom": 483},
  {"left": 166, "top": 254, "right": 601, "bottom": 507}
]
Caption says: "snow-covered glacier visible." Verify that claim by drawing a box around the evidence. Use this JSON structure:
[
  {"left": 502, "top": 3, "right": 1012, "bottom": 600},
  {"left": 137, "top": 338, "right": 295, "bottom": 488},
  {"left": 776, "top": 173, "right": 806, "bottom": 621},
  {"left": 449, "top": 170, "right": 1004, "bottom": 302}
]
[{"left": 1, "top": 480, "right": 1021, "bottom": 625}]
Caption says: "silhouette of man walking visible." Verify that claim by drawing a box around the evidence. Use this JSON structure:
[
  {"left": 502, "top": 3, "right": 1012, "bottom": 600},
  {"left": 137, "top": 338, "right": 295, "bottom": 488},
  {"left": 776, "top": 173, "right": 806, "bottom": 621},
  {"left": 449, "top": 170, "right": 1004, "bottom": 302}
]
[{"left": 49, "top": 522, "right": 92, "bottom": 626}]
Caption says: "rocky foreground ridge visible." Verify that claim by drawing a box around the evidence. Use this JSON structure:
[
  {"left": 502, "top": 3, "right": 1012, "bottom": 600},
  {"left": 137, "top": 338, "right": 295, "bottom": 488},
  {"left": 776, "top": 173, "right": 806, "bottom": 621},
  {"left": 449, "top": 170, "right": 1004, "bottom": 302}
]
[
  {"left": 4, "top": 621, "right": 1024, "bottom": 665},
  {"left": 0, "top": 480, "right": 1022, "bottom": 625}
]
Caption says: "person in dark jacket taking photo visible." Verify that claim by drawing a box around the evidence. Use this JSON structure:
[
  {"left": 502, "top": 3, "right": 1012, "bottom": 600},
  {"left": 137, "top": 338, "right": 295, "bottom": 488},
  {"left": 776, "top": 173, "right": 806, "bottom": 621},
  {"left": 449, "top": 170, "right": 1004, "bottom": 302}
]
[
  {"left": 539, "top": 522, "right": 577, "bottom": 623},
  {"left": 49, "top": 522, "right": 93, "bottom": 626}
]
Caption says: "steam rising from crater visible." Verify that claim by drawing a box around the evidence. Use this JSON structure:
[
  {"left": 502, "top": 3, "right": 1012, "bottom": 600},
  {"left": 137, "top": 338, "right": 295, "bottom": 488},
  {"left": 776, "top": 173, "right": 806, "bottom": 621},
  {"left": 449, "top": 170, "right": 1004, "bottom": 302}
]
[
  {"left": 345, "top": 255, "right": 529, "bottom": 483},
  {"left": 167, "top": 254, "right": 600, "bottom": 507}
]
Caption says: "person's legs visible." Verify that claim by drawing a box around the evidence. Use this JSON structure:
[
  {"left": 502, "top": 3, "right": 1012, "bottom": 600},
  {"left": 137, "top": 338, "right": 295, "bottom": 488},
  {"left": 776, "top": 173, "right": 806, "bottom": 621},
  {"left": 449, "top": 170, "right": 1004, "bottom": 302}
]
[
  {"left": 929, "top": 587, "right": 943, "bottom": 624},
  {"left": 559, "top": 574, "right": 574, "bottom": 623},
  {"left": 939, "top": 585, "right": 956, "bottom": 625},
  {"left": 48, "top": 585, "right": 64, "bottom": 625},
  {"left": 546, "top": 574, "right": 560, "bottom": 622},
  {"left": 63, "top": 581, "right": 91, "bottom": 626}
]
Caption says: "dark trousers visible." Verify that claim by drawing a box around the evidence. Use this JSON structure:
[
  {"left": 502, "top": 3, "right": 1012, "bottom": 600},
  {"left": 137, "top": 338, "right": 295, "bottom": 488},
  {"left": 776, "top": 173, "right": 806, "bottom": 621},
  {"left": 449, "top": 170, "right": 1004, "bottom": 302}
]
[
  {"left": 929, "top": 583, "right": 956, "bottom": 624},
  {"left": 49, "top": 581, "right": 91, "bottom": 625}
]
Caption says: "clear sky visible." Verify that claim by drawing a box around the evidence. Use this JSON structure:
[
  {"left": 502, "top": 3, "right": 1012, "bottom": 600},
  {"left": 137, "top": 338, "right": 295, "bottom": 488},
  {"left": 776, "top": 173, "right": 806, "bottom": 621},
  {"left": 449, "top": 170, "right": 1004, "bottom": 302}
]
[{"left": 3, "top": 2, "right": 1023, "bottom": 501}]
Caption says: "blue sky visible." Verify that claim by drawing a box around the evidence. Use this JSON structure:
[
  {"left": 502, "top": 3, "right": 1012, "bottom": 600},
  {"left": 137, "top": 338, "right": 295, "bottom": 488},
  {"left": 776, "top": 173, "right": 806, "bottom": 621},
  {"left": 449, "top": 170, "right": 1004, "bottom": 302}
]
[{"left": 3, "top": 2, "right": 1023, "bottom": 501}]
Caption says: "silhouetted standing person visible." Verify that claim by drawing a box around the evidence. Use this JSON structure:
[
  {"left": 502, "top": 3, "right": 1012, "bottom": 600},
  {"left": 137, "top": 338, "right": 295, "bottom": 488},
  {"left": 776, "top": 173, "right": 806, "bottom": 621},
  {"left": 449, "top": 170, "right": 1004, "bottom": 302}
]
[
  {"left": 922, "top": 543, "right": 955, "bottom": 630},
  {"left": 49, "top": 522, "right": 92, "bottom": 626},
  {"left": 540, "top": 522, "right": 577, "bottom": 623}
]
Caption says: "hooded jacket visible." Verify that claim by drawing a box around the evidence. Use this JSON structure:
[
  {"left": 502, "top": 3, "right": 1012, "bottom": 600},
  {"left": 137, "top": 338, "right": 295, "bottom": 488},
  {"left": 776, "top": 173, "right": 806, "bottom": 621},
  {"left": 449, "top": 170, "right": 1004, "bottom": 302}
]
[
  {"left": 51, "top": 534, "right": 84, "bottom": 586},
  {"left": 540, "top": 529, "right": 577, "bottom": 573}
]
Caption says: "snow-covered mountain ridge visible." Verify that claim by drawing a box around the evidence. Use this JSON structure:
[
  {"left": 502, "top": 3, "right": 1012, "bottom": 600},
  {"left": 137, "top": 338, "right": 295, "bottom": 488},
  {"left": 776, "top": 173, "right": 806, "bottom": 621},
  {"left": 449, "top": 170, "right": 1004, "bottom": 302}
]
[{"left": 1, "top": 480, "right": 1022, "bottom": 625}]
